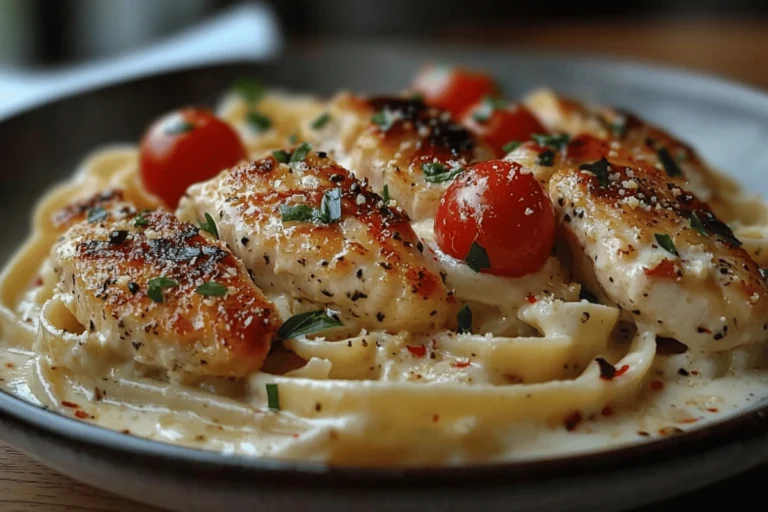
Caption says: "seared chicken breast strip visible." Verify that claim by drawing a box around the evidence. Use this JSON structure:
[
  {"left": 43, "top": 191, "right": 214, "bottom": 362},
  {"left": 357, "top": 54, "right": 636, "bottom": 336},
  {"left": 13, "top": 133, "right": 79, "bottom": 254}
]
[
  {"left": 51, "top": 193, "right": 279, "bottom": 378},
  {"left": 179, "top": 148, "right": 456, "bottom": 334}
]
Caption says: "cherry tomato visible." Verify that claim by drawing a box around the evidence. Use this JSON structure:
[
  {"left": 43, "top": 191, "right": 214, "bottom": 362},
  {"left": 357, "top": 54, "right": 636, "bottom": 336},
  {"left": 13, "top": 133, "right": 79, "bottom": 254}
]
[
  {"left": 139, "top": 107, "right": 247, "bottom": 207},
  {"left": 462, "top": 99, "right": 547, "bottom": 157},
  {"left": 434, "top": 160, "right": 555, "bottom": 278},
  {"left": 411, "top": 64, "right": 498, "bottom": 119}
]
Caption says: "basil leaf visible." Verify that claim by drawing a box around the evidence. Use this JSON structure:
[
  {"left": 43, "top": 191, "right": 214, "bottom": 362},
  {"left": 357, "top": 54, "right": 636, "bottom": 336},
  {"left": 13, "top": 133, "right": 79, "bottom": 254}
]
[
  {"left": 579, "top": 157, "right": 611, "bottom": 187},
  {"left": 290, "top": 142, "right": 312, "bottom": 163},
  {"left": 655, "top": 233, "right": 678, "bottom": 256},
  {"left": 273, "top": 150, "right": 290, "bottom": 163},
  {"left": 246, "top": 111, "right": 272, "bottom": 133},
  {"left": 133, "top": 212, "right": 149, "bottom": 227},
  {"left": 232, "top": 78, "right": 266, "bottom": 104},
  {"left": 502, "top": 140, "right": 521, "bottom": 153},
  {"left": 280, "top": 204, "right": 316, "bottom": 222},
  {"left": 422, "top": 162, "right": 464, "bottom": 183},
  {"left": 311, "top": 112, "right": 331, "bottom": 130},
  {"left": 147, "top": 276, "right": 178, "bottom": 303},
  {"left": 457, "top": 304, "right": 472, "bottom": 334},
  {"left": 318, "top": 188, "right": 342, "bottom": 224},
  {"left": 265, "top": 383, "right": 280, "bottom": 411},
  {"left": 657, "top": 147, "right": 683, "bottom": 177},
  {"left": 371, "top": 109, "right": 395, "bottom": 132},
  {"left": 195, "top": 281, "right": 228, "bottom": 297},
  {"left": 465, "top": 241, "right": 490, "bottom": 272},
  {"left": 87, "top": 207, "right": 107, "bottom": 223},
  {"left": 689, "top": 212, "right": 707, "bottom": 236},
  {"left": 381, "top": 184, "right": 390, "bottom": 204},
  {"left": 199, "top": 212, "right": 219, "bottom": 238},
  {"left": 532, "top": 133, "right": 570, "bottom": 150},
  {"left": 278, "top": 309, "right": 343, "bottom": 339}
]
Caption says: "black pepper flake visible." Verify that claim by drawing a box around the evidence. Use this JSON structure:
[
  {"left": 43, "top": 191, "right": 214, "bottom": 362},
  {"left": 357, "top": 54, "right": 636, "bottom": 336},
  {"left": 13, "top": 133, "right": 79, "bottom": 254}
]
[
  {"left": 563, "top": 214, "right": 571, "bottom": 223},
  {"left": 356, "top": 269, "right": 363, "bottom": 279},
  {"left": 564, "top": 411, "right": 582, "bottom": 431},
  {"left": 241, "top": 237, "right": 250, "bottom": 246},
  {"left": 714, "top": 333, "right": 724, "bottom": 341},
  {"left": 108, "top": 230, "right": 129, "bottom": 245},
  {"left": 263, "top": 254, "right": 271, "bottom": 265},
  {"left": 379, "top": 262, "right": 392, "bottom": 270},
  {"left": 321, "top": 289, "right": 334, "bottom": 297},
  {"left": 596, "top": 357, "right": 617, "bottom": 380},
  {"left": 330, "top": 174, "right": 345, "bottom": 183},
  {"left": 297, "top": 258, "right": 307, "bottom": 266},
  {"left": 127, "top": 282, "right": 140, "bottom": 295},
  {"left": 350, "top": 290, "right": 368, "bottom": 301},
  {"left": 321, "top": 260, "right": 329, "bottom": 267},
  {"left": 376, "top": 312, "right": 385, "bottom": 322},
  {"left": 317, "top": 151, "right": 327, "bottom": 158},
  {"left": 678, "top": 368, "right": 689, "bottom": 376},
  {"left": 89, "top": 320, "right": 95, "bottom": 331},
  {"left": 656, "top": 336, "right": 688, "bottom": 355},
  {"left": 416, "top": 241, "right": 424, "bottom": 253},
  {"left": 315, "top": 403, "right": 322, "bottom": 412},
  {"left": 132, "top": 341, "right": 142, "bottom": 350}
]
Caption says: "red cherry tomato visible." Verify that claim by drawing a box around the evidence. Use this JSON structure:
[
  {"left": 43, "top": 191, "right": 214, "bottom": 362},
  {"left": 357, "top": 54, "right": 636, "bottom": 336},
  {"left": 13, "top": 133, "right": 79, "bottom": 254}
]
[
  {"left": 462, "top": 100, "right": 547, "bottom": 157},
  {"left": 434, "top": 160, "right": 555, "bottom": 278},
  {"left": 139, "top": 107, "right": 247, "bottom": 208},
  {"left": 411, "top": 64, "right": 498, "bottom": 119}
]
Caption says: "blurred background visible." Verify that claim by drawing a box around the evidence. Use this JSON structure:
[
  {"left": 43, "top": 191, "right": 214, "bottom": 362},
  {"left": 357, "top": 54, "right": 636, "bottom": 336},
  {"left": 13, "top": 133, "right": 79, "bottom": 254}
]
[{"left": 1, "top": 0, "right": 768, "bottom": 90}]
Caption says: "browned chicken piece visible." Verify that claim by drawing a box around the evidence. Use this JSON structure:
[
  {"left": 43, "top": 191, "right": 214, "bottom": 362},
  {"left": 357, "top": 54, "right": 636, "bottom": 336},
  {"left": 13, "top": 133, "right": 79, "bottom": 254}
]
[
  {"left": 51, "top": 194, "right": 279, "bottom": 378},
  {"left": 179, "top": 147, "right": 457, "bottom": 334},
  {"left": 546, "top": 141, "right": 768, "bottom": 352},
  {"left": 303, "top": 93, "right": 495, "bottom": 221}
]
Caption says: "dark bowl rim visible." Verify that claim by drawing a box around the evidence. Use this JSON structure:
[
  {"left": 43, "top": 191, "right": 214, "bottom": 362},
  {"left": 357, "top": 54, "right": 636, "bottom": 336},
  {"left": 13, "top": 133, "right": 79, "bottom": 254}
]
[{"left": 2, "top": 42, "right": 768, "bottom": 486}]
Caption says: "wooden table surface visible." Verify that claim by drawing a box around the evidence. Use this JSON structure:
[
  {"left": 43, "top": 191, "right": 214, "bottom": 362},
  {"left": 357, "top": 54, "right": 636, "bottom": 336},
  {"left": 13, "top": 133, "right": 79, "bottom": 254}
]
[{"left": 3, "top": 17, "right": 768, "bottom": 512}]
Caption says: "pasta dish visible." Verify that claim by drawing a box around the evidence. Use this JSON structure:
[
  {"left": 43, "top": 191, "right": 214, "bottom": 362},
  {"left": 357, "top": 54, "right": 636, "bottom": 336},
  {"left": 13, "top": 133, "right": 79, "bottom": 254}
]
[{"left": 2, "top": 64, "right": 768, "bottom": 466}]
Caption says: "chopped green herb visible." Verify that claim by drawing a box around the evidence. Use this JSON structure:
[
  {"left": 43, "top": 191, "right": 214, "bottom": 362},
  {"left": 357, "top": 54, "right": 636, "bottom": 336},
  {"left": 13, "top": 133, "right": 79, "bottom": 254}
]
[
  {"left": 532, "top": 133, "right": 570, "bottom": 150},
  {"left": 657, "top": 147, "right": 683, "bottom": 178},
  {"left": 278, "top": 309, "right": 343, "bottom": 339},
  {"left": 457, "top": 304, "right": 472, "bottom": 334},
  {"left": 288, "top": 133, "right": 298, "bottom": 144},
  {"left": 232, "top": 78, "right": 266, "bottom": 104},
  {"left": 245, "top": 111, "right": 272, "bottom": 133},
  {"left": 655, "top": 233, "right": 678, "bottom": 256},
  {"left": 147, "top": 277, "right": 178, "bottom": 303},
  {"left": 422, "top": 162, "right": 464, "bottom": 183},
  {"left": 317, "top": 187, "right": 342, "bottom": 224},
  {"left": 537, "top": 150, "right": 556, "bottom": 167},
  {"left": 195, "top": 281, "right": 228, "bottom": 297},
  {"left": 199, "top": 212, "right": 219, "bottom": 238},
  {"left": 266, "top": 383, "right": 280, "bottom": 411},
  {"left": 371, "top": 109, "right": 395, "bottom": 131},
  {"left": 689, "top": 212, "right": 707, "bottom": 236},
  {"left": 311, "top": 112, "right": 331, "bottom": 130},
  {"left": 87, "top": 207, "right": 107, "bottom": 223},
  {"left": 579, "top": 288, "right": 599, "bottom": 303},
  {"left": 502, "top": 140, "right": 521, "bottom": 153},
  {"left": 290, "top": 142, "right": 312, "bottom": 163},
  {"left": 471, "top": 96, "right": 507, "bottom": 123},
  {"left": 164, "top": 119, "right": 195, "bottom": 135},
  {"left": 280, "top": 204, "right": 316, "bottom": 222},
  {"left": 465, "top": 241, "right": 490, "bottom": 272},
  {"left": 272, "top": 150, "right": 290, "bottom": 163},
  {"left": 133, "top": 212, "right": 149, "bottom": 227},
  {"left": 579, "top": 157, "right": 611, "bottom": 187},
  {"left": 697, "top": 211, "right": 742, "bottom": 247},
  {"left": 381, "top": 184, "right": 390, "bottom": 204}
]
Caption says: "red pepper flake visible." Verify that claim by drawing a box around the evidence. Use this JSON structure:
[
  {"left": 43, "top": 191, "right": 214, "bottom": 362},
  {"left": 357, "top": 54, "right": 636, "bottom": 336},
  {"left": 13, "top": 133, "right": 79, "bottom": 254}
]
[
  {"left": 34, "top": 276, "right": 44, "bottom": 286},
  {"left": 707, "top": 408, "right": 719, "bottom": 413},
  {"left": 503, "top": 374, "right": 523, "bottom": 384},
  {"left": 680, "top": 417, "right": 699, "bottom": 424},
  {"left": 614, "top": 364, "right": 630, "bottom": 377},
  {"left": 690, "top": 370, "right": 699, "bottom": 376},
  {"left": 526, "top": 293, "right": 537, "bottom": 304},
  {"left": 4, "top": 363, "right": 13, "bottom": 369},
  {"left": 292, "top": 433, "right": 299, "bottom": 438},
  {"left": 596, "top": 357, "right": 616, "bottom": 380},
  {"left": 407, "top": 345, "right": 426, "bottom": 358},
  {"left": 74, "top": 410, "right": 89, "bottom": 419},
  {"left": 658, "top": 426, "right": 684, "bottom": 436},
  {"left": 564, "top": 411, "right": 583, "bottom": 431},
  {"left": 61, "top": 401, "right": 79, "bottom": 408},
  {"left": 601, "top": 405, "right": 614, "bottom": 416},
  {"left": 643, "top": 259, "right": 680, "bottom": 280},
  {"left": 637, "top": 430, "right": 650, "bottom": 437},
  {"left": 649, "top": 380, "right": 664, "bottom": 391},
  {"left": 453, "top": 359, "right": 471, "bottom": 368},
  {"left": 432, "top": 414, "right": 440, "bottom": 423}
]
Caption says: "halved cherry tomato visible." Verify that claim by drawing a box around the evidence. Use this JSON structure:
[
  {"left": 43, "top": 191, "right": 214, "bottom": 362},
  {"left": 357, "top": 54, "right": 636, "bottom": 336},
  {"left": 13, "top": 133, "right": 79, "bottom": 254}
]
[
  {"left": 411, "top": 64, "right": 498, "bottom": 119},
  {"left": 434, "top": 160, "right": 555, "bottom": 278},
  {"left": 139, "top": 107, "right": 247, "bottom": 208},
  {"left": 462, "top": 99, "right": 547, "bottom": 157}
]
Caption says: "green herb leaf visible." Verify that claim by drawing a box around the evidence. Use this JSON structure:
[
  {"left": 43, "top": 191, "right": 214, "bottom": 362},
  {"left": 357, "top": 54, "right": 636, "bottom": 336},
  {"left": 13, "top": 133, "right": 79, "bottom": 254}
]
[
  {"left": 579, "top": 288, "right": 599, "bottom": 303},
  {"left": 266, "top": 383, "right": 280, "bottom": 411},
  {"left": 199, "top": 212, "right": 219, "bottom": 238},
  {"left": 502, "top": 140, "right": 521, "bottom": 153},
  {"left": 290, "top": 142, "right": 312, "bottom": 163},
  {"left": 371, "top": 109, "right": 395, "bottom": 131},
  {"left": 278, "top": 309, "right": 343, "bottom": 339},
  {"left": 87, "top": 207, "right": 107, "bottom": 223},
  {"left": 689, "top": 212, "right": 707, "bottom": 236},
  {"left": 655, "top": 233, "right": 678, "bottom": 256},
  {"left": 245, "top": 111, "right": 272, "bottom": 133},
  {"left": 471, "top": 96, "right": 507, "bottom": 123},
  {"left": 537, "top": 150, "right": 556, "bottom": 167},
  {"left": 147, "top": 276, "right": 179, "bottom": 303},
  {"left": 696, "top": 210, "right": 742, "bottom": 247},
  {"left": 288, "top": 133, "right": 298, "bottom": 144},
  {"left": 133, "top": 212, "right": 149, "bottom": 227},
  {"left": 457, "top": 304, "right": 472, "bottom": 334},
  {"left": 578, "top": 157, "right": 611, "bottom": 187},
  {"left": 272, "top": 150, "right": 290, "bottom": 164},
  {"left": 311, "top": 112, "right": 331, "bottom": 130},
  {"left": 657, "top": 147, "right": 683, "bottom": 178},
  {"left": 422, "top": 162, "right": 464, "bottom": 183},
  {"left": 381, "top": 184, "right": 390, "bottom": 204},
  {"left": 317, "top": 188, "right": 342, "bottom": 224},
  {"left": 280, "top": 204, "right": 316, "bottom": 222},
  {"left": 465, "top": 241, "right": 490, "bottom": 272},
  {"left": 232, "top": 78, "right": 266, "bottom": 104},
  {"left": 532, "top": 133, "right": 570, "bottom": 150},
  {"left": 195, "top": 281, "right": 228, "bottom": 297}
]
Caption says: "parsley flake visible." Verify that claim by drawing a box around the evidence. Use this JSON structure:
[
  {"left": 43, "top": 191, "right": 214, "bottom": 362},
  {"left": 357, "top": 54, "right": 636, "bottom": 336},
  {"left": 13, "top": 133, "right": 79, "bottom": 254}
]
[
  {"left": 232, "top": 78, "right": 266, "bottom": 104},
  {"left": 311, "top": 112, "right": 331, "bottom": 130},
  {"left": 266, "top": 383, "right": 280, "bottom": 411},
  {"left": 371, "top": 109, "right": 395, "bottom": 131},
  {"left": 290, "top": 142, "right": 312, "bottom": 163},
  {"left": 579, "top": 157, "right": 611, "bottom": 187},
  {"left": 657, "top": 147, "right": 683, "bottom": 177},
  {"left": 280, "top": 204, "right": 316, "bottom": 222},
  {"left": 457, "top": 304, "right": 472, "bottom": 334},
  {"left": 246, "top": 111, "right": 272, "bottom": 133},
  {"left": 133, "top": 212, "right": 149, "bottom": 227},
  {"left": 199, "top": 212, "right": 219, "bottom": 238},
  {"left": 689, "top": 212, "right": 707, "bottom": 236},
  {"left": 147, "top": 277, "right": 178, "bottom": 303},
  {"left": 502, "top": 140, "right": 521, "bottom": 153},
  {"left": 317, "top": 187, "right": 342, "bottom": 224},
  {"left": 465, "top": 241, "right": 490, "bottom": 272},
  {"left": 532, "top": 133, "right": 570, "bottom": 150},
  {"left": 195, "top": 281, "right": 228, "bottom": 297},
  {"left": 273, "top": 150, "right": 290, "bottom": 163},
  {"left": 87, "top": 207, "right": 107, "bottom": 223},
  {"left": 655, "top": 233, "right": 678, "bottom": 256},
  {"left": 422, "top": 162, "right": 464, "bottom": 183},
  {"left": 278, "top": 309, "right": 343, "bottom": 339},
  {"left": 381, "top": 184, "right": 390, "bottom": 204}
]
